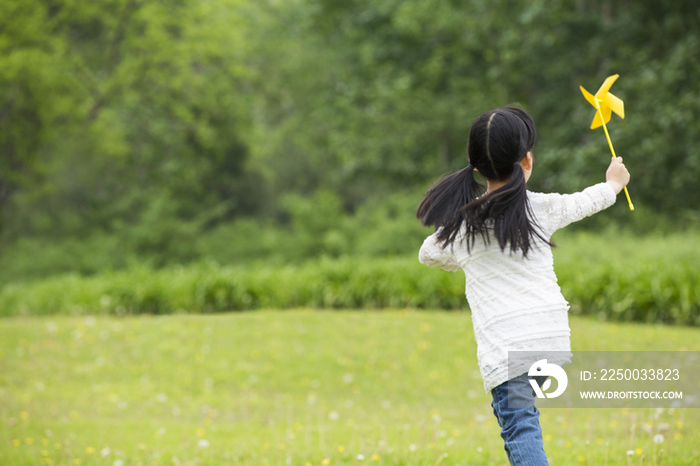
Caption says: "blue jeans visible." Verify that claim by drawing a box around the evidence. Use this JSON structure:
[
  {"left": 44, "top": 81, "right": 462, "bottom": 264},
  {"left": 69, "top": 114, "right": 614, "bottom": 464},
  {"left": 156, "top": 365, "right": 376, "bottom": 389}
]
[{"left": 491, "top": 374, "right": 549, "bottom": 465}]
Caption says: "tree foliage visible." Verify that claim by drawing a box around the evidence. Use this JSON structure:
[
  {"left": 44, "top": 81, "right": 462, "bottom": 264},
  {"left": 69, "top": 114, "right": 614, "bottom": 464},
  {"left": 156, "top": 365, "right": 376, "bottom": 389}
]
[
  {"left": 1, "top": 0, "right": 699, "bottom": 281},
  {"left": 253, "top": 0, "right": 700, "bottom": 213},
  {"left": 1, "top": 0, "right": 259, "bottom": 241}
]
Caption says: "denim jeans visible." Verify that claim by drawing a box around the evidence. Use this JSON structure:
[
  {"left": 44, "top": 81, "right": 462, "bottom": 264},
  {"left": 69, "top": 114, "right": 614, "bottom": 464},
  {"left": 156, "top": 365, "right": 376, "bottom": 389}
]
[{"left": 491, "top": 374, "right": 549, "bottom": 465}]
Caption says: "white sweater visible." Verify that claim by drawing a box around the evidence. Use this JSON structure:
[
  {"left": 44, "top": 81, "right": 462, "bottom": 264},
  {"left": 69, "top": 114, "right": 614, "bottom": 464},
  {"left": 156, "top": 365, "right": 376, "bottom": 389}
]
[{"left": 419, "top": 182, "right": 617, "bottom": 392}]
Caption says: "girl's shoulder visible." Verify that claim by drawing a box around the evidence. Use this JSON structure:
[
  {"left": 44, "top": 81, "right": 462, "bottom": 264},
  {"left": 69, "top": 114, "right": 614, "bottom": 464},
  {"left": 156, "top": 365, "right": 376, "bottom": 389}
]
[
  {"left": 526, "top": 190, "right": 557, "bottom": 206},
  {"left": 525, "top": 190, "right": 560, "bottom": 225}
]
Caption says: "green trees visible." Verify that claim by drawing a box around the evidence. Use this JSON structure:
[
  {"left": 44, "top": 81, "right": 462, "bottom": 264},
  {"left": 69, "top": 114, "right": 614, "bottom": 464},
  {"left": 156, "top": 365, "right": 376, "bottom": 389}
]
[
  {"left": 1, "top": 0, "right": 699, "bottom": 283},
  {"left": 255, "top": 0, "right": 700, "bottom": 212},
  {"left": 1, "top": 0, "right": 257, "bottom": 240}
]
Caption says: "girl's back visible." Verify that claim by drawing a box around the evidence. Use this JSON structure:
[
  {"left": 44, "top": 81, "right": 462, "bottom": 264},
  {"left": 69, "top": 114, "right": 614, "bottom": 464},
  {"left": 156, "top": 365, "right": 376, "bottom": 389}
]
[{"left": 420, "top": 183, "right": 616, "bottom": 392}]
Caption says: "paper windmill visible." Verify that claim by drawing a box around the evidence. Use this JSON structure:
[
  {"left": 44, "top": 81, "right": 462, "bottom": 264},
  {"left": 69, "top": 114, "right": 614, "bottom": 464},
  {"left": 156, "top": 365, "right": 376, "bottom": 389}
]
[
  {"left": 580, "top": 74, "right": 625, "bottom": 129},
  {"left": 580, "top": 74, "right": 634, "bottom": 211}
]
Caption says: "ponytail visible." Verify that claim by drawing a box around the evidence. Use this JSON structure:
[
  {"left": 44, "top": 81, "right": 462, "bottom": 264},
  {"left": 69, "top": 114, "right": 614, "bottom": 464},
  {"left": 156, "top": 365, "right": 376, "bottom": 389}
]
[
  {"left": 416, "top": 164, "right": 485, "bottom": 247},
  {"left": 417, "top": 160, "right": 550, "bottom": 257}
]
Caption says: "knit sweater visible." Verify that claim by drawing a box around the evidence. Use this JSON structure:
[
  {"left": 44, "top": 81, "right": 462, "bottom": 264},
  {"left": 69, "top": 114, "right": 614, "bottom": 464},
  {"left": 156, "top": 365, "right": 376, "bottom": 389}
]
[{"left": 419, "top": 182, "right": 617, "bottom": 392}]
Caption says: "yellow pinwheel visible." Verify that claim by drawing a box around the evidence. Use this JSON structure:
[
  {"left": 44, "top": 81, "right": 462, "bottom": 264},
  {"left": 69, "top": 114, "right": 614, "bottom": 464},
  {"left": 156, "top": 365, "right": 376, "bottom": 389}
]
[
  {"left": 580, "top": 74, "right": 625, "bottom": 129},
  {"left": 580, "top": 74, "right": 634, "bottom": 211}
]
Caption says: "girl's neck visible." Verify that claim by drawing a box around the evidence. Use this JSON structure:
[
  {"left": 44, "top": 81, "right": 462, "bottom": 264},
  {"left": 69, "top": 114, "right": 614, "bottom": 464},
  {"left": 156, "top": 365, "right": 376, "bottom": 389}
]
[
  {"left": 485, "top": 153, "right": 533, "bottom": 193},
  {"left": 486, "top": 178, "right": 508, "bottom": 194}
]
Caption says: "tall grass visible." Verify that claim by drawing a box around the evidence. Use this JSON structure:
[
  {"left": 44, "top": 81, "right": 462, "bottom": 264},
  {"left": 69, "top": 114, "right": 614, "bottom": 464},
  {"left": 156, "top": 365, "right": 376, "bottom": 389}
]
[
  {"left": 0, "top": 258, "right": 464, "bottom": 316},
  {"left": 1, "top": 232, "right": 698, "bottom": 325}
]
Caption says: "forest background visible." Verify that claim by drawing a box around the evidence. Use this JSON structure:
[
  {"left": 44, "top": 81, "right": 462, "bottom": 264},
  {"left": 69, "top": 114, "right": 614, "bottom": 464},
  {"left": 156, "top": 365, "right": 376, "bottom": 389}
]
[{"left": 1, "top": 0, "right": 699, "bottom": 288}]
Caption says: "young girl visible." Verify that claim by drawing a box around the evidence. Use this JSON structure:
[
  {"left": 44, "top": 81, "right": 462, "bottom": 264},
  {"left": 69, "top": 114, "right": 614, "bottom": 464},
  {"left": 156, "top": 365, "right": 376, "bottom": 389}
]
[{"left": 416, "top": 106, "right": 630, "bottom": 465}]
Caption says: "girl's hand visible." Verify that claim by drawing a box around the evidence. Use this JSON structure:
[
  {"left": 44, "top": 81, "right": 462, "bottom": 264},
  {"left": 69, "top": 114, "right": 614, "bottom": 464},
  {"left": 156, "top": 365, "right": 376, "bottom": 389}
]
[{"left": 605, "top": 157, "right": 630, "bottom": 195}]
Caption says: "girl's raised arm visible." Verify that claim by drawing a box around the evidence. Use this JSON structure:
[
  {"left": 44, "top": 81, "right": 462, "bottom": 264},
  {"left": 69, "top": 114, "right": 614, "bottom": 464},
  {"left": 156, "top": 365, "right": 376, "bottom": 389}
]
[
  {"left": 539, "top": 182, "right": 617, "bottom": 233},
  {"left": 541, "top": 157, "right": 629, "bottom": 233}
]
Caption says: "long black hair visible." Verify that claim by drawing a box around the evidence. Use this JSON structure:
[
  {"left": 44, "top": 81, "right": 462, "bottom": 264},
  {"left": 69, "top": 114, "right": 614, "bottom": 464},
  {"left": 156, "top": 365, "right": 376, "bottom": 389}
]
[{"left": 416, "top": 106, "right": 550, "bottom": 257}]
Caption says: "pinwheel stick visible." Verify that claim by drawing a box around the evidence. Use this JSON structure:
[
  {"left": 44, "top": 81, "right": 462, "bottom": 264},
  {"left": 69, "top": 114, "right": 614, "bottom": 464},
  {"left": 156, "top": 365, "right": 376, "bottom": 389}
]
[{"left": 594, "top": 98, "right": 634, "bottom": 211}]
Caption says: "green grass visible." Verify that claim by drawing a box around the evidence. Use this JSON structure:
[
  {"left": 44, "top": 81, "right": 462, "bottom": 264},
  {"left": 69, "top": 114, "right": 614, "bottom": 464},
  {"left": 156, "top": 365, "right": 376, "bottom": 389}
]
[{"left": 1, "top": 310, "right": 699, "bottom": 465}]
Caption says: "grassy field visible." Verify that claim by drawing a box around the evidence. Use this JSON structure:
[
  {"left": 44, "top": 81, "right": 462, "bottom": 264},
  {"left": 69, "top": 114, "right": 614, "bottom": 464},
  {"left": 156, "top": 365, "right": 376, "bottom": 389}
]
[{"left": 1, "top": 310, "right": 699, "bottom": 465}]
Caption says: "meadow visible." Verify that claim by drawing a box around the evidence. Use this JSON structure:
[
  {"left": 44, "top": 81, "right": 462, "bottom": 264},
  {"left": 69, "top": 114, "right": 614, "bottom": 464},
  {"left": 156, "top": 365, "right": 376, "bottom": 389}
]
[
  {"left": 4, "top": 2, "right": 700, "bottom": 465},
  {"left": 1, "top": 310, "right": 699, "bottom": 466}
]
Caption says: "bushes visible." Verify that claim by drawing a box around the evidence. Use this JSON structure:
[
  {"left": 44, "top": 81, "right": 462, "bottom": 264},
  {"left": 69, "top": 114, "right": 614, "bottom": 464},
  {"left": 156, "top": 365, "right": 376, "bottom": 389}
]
[
  {"left": 554, "top": 232, "right": 700, "bottom": 325},
  {"left": 0, "top": 258, "right": 465, "bottom": 317},
  {"left": 1, "top": 231, "right": 699, "bottom": 325}
]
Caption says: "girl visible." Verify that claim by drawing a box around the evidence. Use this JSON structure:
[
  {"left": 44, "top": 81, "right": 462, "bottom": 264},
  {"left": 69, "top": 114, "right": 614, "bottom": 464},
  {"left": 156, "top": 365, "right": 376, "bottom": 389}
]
[{"left": 416, "top": 106, "right": 630, "bottom": 465}]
